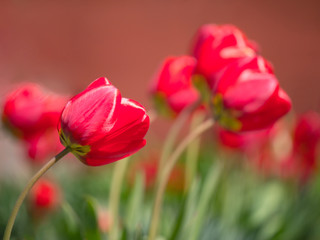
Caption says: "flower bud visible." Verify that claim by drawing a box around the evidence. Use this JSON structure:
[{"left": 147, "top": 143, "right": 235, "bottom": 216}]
[
  {"left": 149, "top": 56, "right": 199, "bottom": 116},
  {"left": 58, "top": 77, "right": 150, "bottom": 166},
  {"left": 29, "top": 179, "right": 61, "bottom": 219},
  {"left": 2, "top": 83, "right": 67, "bottom": 162},
  {"left": 211, "top": 56, "right": 291, "bottom": 131},
  {"left": 191, "top": 24, "right": 258, "bottom": 84}
]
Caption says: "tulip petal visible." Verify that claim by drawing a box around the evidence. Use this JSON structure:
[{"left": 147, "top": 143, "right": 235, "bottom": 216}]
[
  {"left": 86, "top": 77, "right": 112, "bottom": 91},
  {"left": 238, "top": 88, "right": 291, "bottom": 130},
  {"left": 223, "top": 74, "right": 279, "bottom": 113},
  {"left": 167, "top": 88, "right": 199, "bottom": 113},
  {"left": 84, "top": 139, "right": 147, "bottom": 166},
  {"left": 60, "top": 85, "right": 121, "bottom": 144},
  {"left": 93, "top": 98, "right": 149, "bottom": 147}
]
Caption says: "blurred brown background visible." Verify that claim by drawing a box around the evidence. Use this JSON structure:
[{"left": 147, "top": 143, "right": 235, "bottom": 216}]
[{"left": 0, "top": 0, "right": 319, "bottom": 113}]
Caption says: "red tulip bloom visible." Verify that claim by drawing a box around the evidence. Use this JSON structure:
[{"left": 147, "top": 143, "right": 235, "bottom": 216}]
[
  {"left": 2, "top": 83, "right": 67, "bottom": 162},
  {"left": 281, "top": 112, "right": 320, "bottom": 181},
  {"left": 59, "top": 77, "right": 150, "bottom": 166},
  {"left": 211, "top": 56, "right": 291, "bottom": 131},
  {"left": 191, "top": 24, "right": 257, "bottom": 84},
  {"left": 216, "top": 127, "right": 271, "bottom": 152},
  {"left": 29, "top": 179, "right": 60, "bottom": 212},
  {"left": 149, "top": 56, "right": 199, "bottom": 116},
  {"left": 2, "top": 83, "right": 58, "bottom": 138},
  {"left": 26, "top": 130, "right": 65, "bottom": 164},
  {"left": 129, "top": 157, "right": 185, "bottom": 191}
]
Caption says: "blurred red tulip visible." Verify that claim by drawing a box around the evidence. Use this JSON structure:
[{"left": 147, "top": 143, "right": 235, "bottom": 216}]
[
  {"left": 129, "top": 157, "right": 185, "bottom": 192},
  {"left": 149, "top": 56, "right": 199, "bottom": 116},
  {"left": 191, "top": 24, "right": 257, "bottom": 85},
  {"left": 26, "top": 130, "right": 65, "bottom": 164},
  {"left": 2, "top": 83, "right": 63, "bottom": 139},
  {"left": 29, "top": 178, "right": 61, "bottom": 219},
  {"left": 211, "top": 56, "right": 291, "bottom": 131},
  {"left": 2, "top": 83, "right": 67, "bottom": 163},
  {"left": 59, "top": 77, "right": 150, "bottom": 166},
  {"left": 216, "top": 127, "right": 271, "bottom": 152},
  {"left": 280, "top": 112, "right": 320, "bottom": 181}
]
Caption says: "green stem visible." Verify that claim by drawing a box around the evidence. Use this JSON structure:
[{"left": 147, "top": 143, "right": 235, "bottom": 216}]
[
  {"left": 148, "top": 118, "right": 214, "bottom": 240},
  {"left": 185, "top": 112, "right": 206, "bottom": 192},
  {"left": 158, "top": 99, "right": 201, "bottom": 174},
  {"left": 3, "top": 148, "right": 70, "bottom": 240},
  {"left": 108, "top": 158, "right": 129, "bottom": 240}
]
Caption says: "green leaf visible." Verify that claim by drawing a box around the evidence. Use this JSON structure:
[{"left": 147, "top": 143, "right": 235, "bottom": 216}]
[
  {"left": 188, "top": 162, "right": 222, "bottom": 240},
  {"left": 168, "top": 196, "right": 186, "bottom": 240},
  {"left": 125, "top": 173, "right": 145, "bottom": 231},
  {"left": 80, "top": 196, "right": 102, "bottom": 240}
]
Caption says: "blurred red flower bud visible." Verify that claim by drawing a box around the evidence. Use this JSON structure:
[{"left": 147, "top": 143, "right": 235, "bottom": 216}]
[
  {"left": 2, "top": 83, "right": 65, "bottom": 138},
  {"left": 2, "top": 83, "right": 67, "bottom": 163},
  {"left": 29, "top": 179, "right": 61, "bottom": 218},
  {"left": 149, "top": 56, "right": 199, "bottom": 116},
  {"left": 281, "top": 112, "right": 320, "bottom": 181},
  {"left": 293, "top": 111, "right": 320, "bottom": 151},
  {"left": 26, "top": 130, "right": 65, "bottom": 164},
  {"left": 211, "top": 56, "right": 291, "bottom": 131},
  {"left": 58, "top": 77, "right": 150, "bottom": 166},
  {"left": 191, "top": 24, "right": 258, "bottom": 83},
  {"left": 97, "top": 208, "right": 112, "bottom": 233},
  {"left": 216, "top": 127, "right": 271, "bottom": 152},
  {"left": 128, "top": 156, "right": 185, "bottom": 192}
]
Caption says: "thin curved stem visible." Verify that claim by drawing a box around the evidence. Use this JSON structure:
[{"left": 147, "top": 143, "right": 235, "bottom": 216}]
[
  {"left": 158, "top": 99, "right": 201, "bottom": 173},
  {"left": 185, "top": 112, "right": 206, "bottom": 192},
  {"left": 108, "top": 157, "right": 130, "bottom": 240},
  {"left": 148, "top": 118, "right": 214, "bottom": 240},
  {"left": 3, "top": 148, "right": 70, "bottom": 240}
]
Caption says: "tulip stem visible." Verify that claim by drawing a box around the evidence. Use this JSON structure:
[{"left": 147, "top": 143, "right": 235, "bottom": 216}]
[
  {"left": 108, "top": 157, "right": 129, "bottom": 240},
  {"left": 3, "top": 148, "right": 70, "bottom": 240},
  {"left": 148, "top": 118, "right": 214, "bottom": 240},
  {"left": 159, "top": 99, "right": 201, "bottom": 173},
  {"left": 185, "top": 112, "right": 206, "bottom": 192}
]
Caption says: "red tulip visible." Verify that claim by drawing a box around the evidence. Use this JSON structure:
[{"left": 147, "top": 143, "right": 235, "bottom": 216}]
[
  {"left": 191, "top": 24, "right": 257, "bottom": 84},
  {"left": 29, "top": 179, "right": 60, "bottom": 213},
  {"left": 26, "top": 130, "right": 65, "bottom": 164},
  {"left": 3, "top": 83, "right": 52, "bottom": 138},
  {"left": 58, "top": 77, "right": 150, "bottom": 166},
  {"left": 293, "top": 111, "right": 320, "bottom": 151},
  {"left": 2, "top": 83, "right": 67, "bottom": 162},
  {"left": 128, "top": 154, "right": 185, "bottom": 191},
  {"left": 280, "top": 112, "right": 320, "bottom": 181},
  {"left": 216, "top": 127, "right": 271, "bottom": 151},
  {"left": 211, "top": 56, "right": 291, "bottom": 131},
  {"left": 149, "top": 56, "right": 199, "bottom": 116}
]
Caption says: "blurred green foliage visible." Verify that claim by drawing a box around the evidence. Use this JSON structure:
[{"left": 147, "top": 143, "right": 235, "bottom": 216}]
[{"left": 1, "top": 147, "right": 320, "bottom": 240}]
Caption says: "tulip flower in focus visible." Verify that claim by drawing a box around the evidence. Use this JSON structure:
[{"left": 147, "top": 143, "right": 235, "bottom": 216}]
[
  {"left": 2, "top": 83, "right": 67, "bottom": 163},
  {"left": 29, "top": 179, "right": 61, "bottom": 219},
  {"left": 149, "top": 56, "right": 200, "bottom": 116},
  {"left": 191, "top": 24, "right": 257, "bottom": 85},
  {"left": 211, "top": 56, "right": 291, "bottom": 132},
  {"left": 59, "top": 77, "right": 150, "bottom": 166}
]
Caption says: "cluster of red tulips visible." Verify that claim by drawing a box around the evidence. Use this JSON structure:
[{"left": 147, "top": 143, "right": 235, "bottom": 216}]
[{"left": 2, "top": 24, "right": 320, "bottom": 240}]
